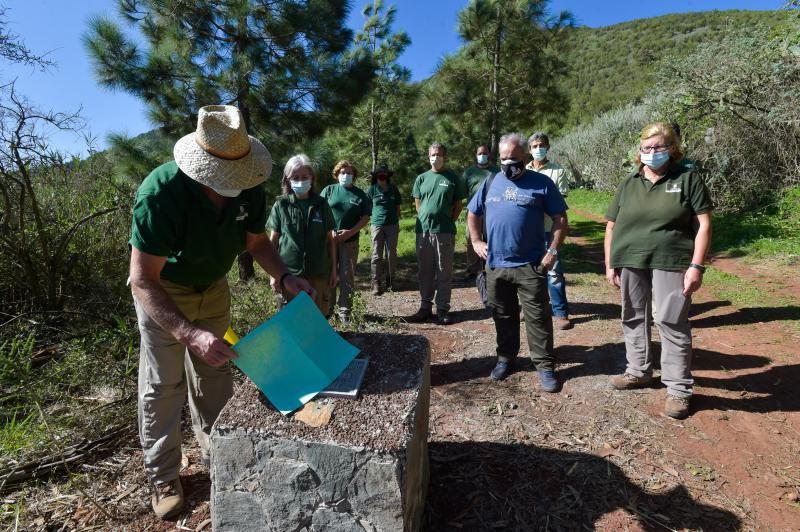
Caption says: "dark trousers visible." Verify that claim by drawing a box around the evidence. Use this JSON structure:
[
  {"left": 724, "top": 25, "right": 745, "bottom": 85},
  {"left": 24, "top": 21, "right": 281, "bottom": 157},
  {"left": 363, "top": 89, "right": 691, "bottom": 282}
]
[{"left": 487, "top": 262, "right": 555, "bottom": 370}]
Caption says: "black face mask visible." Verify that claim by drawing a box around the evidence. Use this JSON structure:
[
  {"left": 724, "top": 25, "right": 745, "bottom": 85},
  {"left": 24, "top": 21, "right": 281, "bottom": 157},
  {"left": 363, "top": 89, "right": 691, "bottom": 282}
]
[{"left": 501, "top": 160, "right": 525, "bottom": 179}]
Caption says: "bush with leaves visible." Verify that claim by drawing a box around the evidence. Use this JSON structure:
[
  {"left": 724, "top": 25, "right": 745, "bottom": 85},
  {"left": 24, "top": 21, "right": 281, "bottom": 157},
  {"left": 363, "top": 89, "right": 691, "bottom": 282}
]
[
  {"left": 656, "top": 31, "right": 800, "bottom": 212},
  {"left": 549, "top": 101, "right": 655, "bottom": 190}
]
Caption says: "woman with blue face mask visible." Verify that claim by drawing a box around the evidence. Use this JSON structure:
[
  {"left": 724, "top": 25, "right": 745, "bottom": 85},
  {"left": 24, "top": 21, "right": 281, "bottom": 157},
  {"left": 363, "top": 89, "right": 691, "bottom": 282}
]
[
  {"left": 267, "top": 154, "right": 337, "bottom": 317},
  {"left": 321, "top": 160, "right": 371, "bottom": 324},
  {"left": 604, "top": 122, "right": 713, "bottom": 420}
]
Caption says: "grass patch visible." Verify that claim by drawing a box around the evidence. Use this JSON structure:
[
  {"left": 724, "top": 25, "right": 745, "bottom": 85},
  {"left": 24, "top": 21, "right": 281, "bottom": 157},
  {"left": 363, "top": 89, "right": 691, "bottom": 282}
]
[{"left": 567, "top": 189, "right": 614, "bottom": 219}]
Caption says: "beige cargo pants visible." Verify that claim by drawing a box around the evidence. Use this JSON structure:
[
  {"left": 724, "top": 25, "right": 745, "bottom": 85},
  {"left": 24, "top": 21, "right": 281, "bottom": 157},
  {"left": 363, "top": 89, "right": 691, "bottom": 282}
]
[{"left": 134, "top": 278, "right": 233, "bottom": 484}]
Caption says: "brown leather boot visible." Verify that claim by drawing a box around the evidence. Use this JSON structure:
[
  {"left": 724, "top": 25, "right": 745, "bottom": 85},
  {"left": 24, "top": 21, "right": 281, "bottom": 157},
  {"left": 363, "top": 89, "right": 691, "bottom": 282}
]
[
  {"left": 664, "top": 394, "right": 690, "bottom": 419},
  {"left": 151, "top": 478, "right": 184, "bottom": 519},
  {"left": 609, "top": 372, "right": 651, "bottom": 390}
]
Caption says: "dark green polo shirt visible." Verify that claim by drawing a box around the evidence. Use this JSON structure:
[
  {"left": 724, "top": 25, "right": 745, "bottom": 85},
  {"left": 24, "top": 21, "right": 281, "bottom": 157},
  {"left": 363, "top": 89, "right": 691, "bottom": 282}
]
[
  {"left": 266, "top": 194, "right": 334, "bottom": 278},
  {"left": 367, "top": 183, "right": 401, "bottom": 226},
  {"left": 320, "top": 183, "right": 371, "bottom": 242},
  {"left": 412, "top": 169, "right": 467, "bottom": 234},
  {"left": 129, "top": 161, "right": 267, "bottom": 288},
  {"left": 606, "top": 163, "right": 713, "bottom": 270},
  {"left": 463, "top": 165, "right": 498, "bottom": 200}
]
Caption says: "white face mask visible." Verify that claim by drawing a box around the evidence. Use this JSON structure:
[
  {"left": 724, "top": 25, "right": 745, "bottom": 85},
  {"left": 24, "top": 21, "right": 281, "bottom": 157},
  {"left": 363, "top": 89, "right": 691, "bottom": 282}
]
[
  {"left": 338, "top": 173, "right": 353, "bottom": 186},
  {"left": 640, "top": 151, "right": 670, "bottom": 169},
  {"left": 430, "top": 155, "right": 444, "bottom": 171},
  {"left": 212, "top": 187, "right": 242, "bottom": 198},
  {"left": 531, "top": 147, "right": 547, "bottom": 161},
  {"left": 290, "top": 179, "right": 311, "bottom": 195},
  {"left": 476, "top": 154, "right": 489, "bottom": 165}
]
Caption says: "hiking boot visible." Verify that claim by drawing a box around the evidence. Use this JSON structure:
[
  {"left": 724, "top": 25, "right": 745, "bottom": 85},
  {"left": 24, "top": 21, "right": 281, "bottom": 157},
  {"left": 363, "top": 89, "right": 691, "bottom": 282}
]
[
  {"left": 371, "top": 282, "right": 381, "bottom": 296},
  {"left": 664, "top": 394, "right": 691, "bottom": 419},
  {"left": 554, "top": 316, "right": 573, "bottom": 330},
  {"left": 151, "top": 478, "right": 184, "bottom": 520},
  {"left": 537, "top": 369, "right": 560, "bottom": 393},
  {"left": 405, "top": 308, "right": 432, "bottom": 323},
  {"left": 490, "top": 361, "right": 512, "bottom": 381},
  {"left": 437, "top": 310, "right": 452, "bottom": 325},
  {"left": 609, "top": 372, "right": 652, "bottom": 390}
]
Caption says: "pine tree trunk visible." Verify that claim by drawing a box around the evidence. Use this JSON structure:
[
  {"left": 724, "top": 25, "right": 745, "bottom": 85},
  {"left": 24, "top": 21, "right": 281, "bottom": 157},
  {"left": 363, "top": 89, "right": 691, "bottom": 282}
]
[
  {"left": 235, "top": 18, "right": 256, "bottom": 283},
  {"left": 490, "top": 6, "right": 502, "bottom": 157}
]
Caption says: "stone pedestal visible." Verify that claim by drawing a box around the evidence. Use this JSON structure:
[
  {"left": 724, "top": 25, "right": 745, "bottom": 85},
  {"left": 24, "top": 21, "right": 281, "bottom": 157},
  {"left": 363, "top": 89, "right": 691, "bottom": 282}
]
[{"left": 210, "top": 333, "right": 430, "bottom": 531}]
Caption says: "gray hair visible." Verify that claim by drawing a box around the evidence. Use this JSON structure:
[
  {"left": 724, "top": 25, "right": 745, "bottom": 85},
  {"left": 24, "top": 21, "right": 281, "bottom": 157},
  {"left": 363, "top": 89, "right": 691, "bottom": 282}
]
[
  {"left": 498, "top": 132, "right": 527, "bottom": 150},
  {"left": 527, "top": 132, "right": 550, "bottom": 147},
  {"left": 428, "top": 142, "right": 447, "bottom": 155},
  {"left": 283, "top": 153, "right": 315, "bottom": 180}
]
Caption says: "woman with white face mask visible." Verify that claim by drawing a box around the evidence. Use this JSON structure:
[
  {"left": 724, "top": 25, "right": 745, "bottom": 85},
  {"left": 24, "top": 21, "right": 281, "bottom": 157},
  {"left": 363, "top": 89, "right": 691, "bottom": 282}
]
[
  {"left": 320, "top": 160, "right": 371, "bottom": 324},
  {"left": 267, "top": 154, "right": 337, "bottom": 316},
  {"left": 604, "top": 122, "right": 713, "bottom": 420}
]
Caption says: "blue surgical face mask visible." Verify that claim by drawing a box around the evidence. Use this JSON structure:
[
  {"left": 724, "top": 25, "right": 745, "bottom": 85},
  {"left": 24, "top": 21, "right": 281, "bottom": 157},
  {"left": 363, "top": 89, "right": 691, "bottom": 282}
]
[
  {"left": 640, "top": 151, "right": 670, "bottom": 169},
  {"left": 476, "top": 154, "right": 489, "bottom": 165},
  {"left": 531, "top": 147, "right": 547, "bottom": 161},
  {"left": 290, "top": 179, "right": 311, "bottom": 195},
  {"left": 338, "top": 173, "right": 353, "bottom": 186}
]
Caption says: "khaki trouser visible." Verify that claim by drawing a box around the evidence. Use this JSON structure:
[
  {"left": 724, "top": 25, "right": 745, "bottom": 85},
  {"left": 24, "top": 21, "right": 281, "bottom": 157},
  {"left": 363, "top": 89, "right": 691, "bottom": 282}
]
[
  {"left": 333, "top": 239, "right": 359, "bottom": 318},
  {"left": 370, "top": 224, "right": 399, "bottom": 287},
  {"left": 134, "top": 278, "right": 233, "bottom": 484},
  {"left": 281, "top": 276, "right": 331, "bottom": 318},
  {"left": 620, "top": 268, "right": 693, "bottom": 398},
  {"left": 416, "top": 232, "right": 455, "bottom": 312}
]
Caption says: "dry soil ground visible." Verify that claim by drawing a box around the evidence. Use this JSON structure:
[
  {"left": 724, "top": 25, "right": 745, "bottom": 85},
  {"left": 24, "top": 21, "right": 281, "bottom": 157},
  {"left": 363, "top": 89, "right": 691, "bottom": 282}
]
[{"left": 9, "top": 217, "right": 800, "bottom": 531}]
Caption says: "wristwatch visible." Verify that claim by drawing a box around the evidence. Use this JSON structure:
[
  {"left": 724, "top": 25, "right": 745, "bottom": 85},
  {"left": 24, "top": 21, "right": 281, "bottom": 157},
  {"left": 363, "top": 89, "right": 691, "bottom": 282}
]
[{"left": 546, "top": 247, "right": 558, "bottom": 257}]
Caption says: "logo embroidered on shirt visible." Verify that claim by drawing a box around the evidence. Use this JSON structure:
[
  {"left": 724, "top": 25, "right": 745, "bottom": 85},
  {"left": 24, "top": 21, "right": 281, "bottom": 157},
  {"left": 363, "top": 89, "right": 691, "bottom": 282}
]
[
  {"left": 235, "top": 206, "right": 248, "bottom": 221},
  {"left": 666, "top": 183, "right": 682, "bottom": 193},
  {"left": 438, "top": 180, "right": 451, "bottom": 187},
  {"left": 503, "top": 186, "right": 518, "bottom": 202}
]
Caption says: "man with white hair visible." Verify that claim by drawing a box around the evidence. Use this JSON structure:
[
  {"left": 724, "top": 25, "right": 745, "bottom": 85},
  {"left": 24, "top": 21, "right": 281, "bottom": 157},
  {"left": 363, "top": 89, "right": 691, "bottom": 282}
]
[
  {"left": 129, "top": 105, "right": 311, "bottom": 519},
  {"left": 467, "top": 132, "right": 568, "bottom": 391}
]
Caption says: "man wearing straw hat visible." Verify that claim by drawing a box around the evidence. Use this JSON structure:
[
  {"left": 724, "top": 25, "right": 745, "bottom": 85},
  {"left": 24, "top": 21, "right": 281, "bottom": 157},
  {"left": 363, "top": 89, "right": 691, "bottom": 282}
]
[{"left": 128, "top": 105, "right": 312, "bottom": 519}]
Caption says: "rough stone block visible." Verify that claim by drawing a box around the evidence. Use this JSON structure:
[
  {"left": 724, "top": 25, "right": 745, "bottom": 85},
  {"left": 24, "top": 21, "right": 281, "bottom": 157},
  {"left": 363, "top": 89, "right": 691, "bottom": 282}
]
[{"left": 211, "top": 333, "right": 430, "bottom": 531}]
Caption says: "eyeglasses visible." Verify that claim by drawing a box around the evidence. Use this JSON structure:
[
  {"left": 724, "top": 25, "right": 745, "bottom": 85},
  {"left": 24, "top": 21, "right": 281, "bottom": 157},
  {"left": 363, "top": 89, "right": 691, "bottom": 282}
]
[{"left": 640, "top": 144, "right": 671, "bottom": 154}]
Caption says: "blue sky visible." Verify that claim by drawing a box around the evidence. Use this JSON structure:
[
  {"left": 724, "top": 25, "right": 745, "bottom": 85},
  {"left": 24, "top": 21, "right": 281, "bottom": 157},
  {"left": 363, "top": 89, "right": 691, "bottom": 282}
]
[{"left": 2, "top": 0, "right": 785, "bottom": 155}]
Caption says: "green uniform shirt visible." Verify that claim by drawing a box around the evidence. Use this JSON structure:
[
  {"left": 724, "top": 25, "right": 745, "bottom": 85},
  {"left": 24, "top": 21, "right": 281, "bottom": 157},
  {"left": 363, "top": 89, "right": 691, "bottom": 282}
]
[
  {"left": 463, "top": 165, "right": 499, "bottom": 200},
  {"left": 412, "top": 169, "right": 467, "bottom": 234},
  {"left": 129, "top": 161, "right": 267, "bottom": 288},
  {"left": 266, "top": 194, "right": 334, "bottom": 278},
  {"left": 320, "top": 184, "right": 371, "bottom": 242},
  {"left": 367, "top": 183, "right": 402, "bottom": 226},
  {"left": 606, "top": 163, "right": 713, "bottom": 271}
]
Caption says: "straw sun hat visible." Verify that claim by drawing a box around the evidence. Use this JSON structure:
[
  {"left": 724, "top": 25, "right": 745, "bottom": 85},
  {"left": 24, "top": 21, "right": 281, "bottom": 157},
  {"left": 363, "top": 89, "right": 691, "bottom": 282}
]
[{"left": 174, "top": 105, "right": 272, "bottom": 193}]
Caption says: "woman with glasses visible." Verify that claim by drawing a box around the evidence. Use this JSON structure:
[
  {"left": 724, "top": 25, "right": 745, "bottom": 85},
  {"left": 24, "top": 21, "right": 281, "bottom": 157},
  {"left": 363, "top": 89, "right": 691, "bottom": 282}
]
[{"left": 604, "top": 122, "right": 713, "bottom": 419}]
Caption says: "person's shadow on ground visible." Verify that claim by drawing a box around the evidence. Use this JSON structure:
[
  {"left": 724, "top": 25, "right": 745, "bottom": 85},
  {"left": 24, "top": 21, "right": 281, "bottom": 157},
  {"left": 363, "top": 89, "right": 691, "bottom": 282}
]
[{"left": 425, "top": 441, "right": 741, "bottom": 531}]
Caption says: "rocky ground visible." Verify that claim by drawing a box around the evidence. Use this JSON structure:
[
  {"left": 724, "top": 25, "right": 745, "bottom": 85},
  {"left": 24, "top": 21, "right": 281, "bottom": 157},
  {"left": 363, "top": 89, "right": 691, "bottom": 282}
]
[{"left": 6, "top": 216, "right": 800, "bottom": 531}]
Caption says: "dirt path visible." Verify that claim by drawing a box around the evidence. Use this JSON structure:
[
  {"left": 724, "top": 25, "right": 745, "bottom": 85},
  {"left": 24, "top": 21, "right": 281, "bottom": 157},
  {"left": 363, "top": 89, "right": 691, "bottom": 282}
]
[
  {"left": 367, "top": 215, "right": 800, "bottom": 530},
  {"left": 13, "top": 217, "right": 800, "bottom": 531}
]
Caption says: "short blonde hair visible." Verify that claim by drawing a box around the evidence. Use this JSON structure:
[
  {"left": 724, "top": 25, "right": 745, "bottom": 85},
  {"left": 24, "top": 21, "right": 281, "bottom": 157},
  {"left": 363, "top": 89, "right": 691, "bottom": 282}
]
[
  {"left": 331, "top": 160, "right": 358, "bottom": 181},
  {"left": 634, "top": 122, "right": 684, "bottom": 166}
]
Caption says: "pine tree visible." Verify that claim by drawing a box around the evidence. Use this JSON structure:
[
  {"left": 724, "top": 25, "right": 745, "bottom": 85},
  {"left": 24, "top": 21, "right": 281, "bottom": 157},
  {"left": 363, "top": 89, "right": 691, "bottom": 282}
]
[
  {"left": 425, "top": 0, "right": 573, "bottom": 156},
  {"left": 352, "top": 0, "right": 410, "bottom": 171},
  {"left": 84, "top": 0, "right": 375, "bottom": 280}
]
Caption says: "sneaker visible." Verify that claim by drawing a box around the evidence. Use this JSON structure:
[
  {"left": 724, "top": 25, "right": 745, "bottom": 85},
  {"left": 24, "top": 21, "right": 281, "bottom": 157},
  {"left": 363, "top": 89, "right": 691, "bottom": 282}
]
[
  {"left": 490, "top": 361, "right": 512, "bottom": 381},
  {"left": 664, "top": 394, "right": 690, "bottom": 419},
  {"left": 405, "top": 308, "right": 432, "bottom": 323},
  {"left": 609, "top": 372, "right": 652, "bottom": 390},
  {"left": 437, "top": 311, "right": 452, "bottom": 325},
  {"left": 151, "top": 478, "right": 184, "bottom": 519},
  {"left": 554, "top": 316, "right": 573, "bottom": 330},
  {"left": 537, "top": 370, "right": 560, "bottom": 393}
]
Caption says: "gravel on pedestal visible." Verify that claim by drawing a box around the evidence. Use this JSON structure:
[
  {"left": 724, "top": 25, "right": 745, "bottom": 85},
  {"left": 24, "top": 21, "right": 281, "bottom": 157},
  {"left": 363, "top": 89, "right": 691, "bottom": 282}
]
[{"left": 211, "top": 332, "right": 430, "bottom": 532}]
